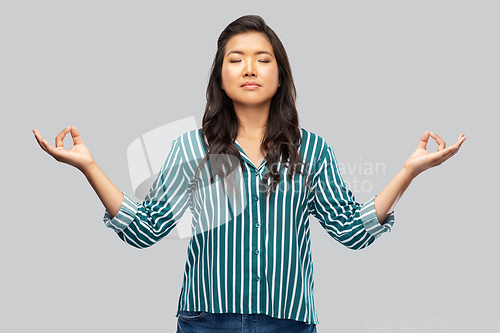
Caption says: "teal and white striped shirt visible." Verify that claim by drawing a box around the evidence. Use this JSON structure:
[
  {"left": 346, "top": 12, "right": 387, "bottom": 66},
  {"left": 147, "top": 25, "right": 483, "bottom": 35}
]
[{"left": 103, "top": 127, "right": 395, "bottom": 325}]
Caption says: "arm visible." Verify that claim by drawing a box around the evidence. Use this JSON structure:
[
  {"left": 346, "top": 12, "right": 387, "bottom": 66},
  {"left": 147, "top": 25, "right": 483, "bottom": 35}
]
[
  {"left": 374, "top": 131, "right": 466, "bottom": 223},
  {"left": 309, "top": 140, "right": 395, "bottom": 250},
  {"left": 102, "top": 137, "right": 190, "bottom": 248},
  {"left": 33, "top": 126, "right": 123, "bottom": 218},
  {"left": 33, "top": 126, "right": 191, "bottom": 249},
  {"left": 83, "top": 162, "right": 124, "bottom": 219}
]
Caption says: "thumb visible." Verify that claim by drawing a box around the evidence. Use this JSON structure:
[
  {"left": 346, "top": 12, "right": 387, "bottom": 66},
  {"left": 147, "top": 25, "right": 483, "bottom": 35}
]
[
  {"left": 69, "top": 126, "right": 84, "bottom": 145},
  {"left": 40, "top": 137, "right": 67, "bottom": 162},
  {"left": 416, "top": 131, "right": 431, "bottom": 150}
]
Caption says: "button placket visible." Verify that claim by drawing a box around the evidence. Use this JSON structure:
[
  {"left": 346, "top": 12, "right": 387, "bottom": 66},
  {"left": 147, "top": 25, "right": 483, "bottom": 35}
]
[{"left": 251, "top": 167, "right": 262, "bottom": 287}]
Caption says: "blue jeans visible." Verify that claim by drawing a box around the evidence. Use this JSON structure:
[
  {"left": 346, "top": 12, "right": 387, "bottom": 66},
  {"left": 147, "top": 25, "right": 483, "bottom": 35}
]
[{"left": 176, "top": 311, "right": 317, "bottom": 333}]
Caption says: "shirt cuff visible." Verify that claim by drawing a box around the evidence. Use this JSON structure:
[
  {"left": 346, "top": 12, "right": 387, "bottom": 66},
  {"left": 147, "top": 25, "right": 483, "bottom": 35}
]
[
  {"left": 359, "top": 196, "right": 395, "bottom": 239},
  {"left": 103, "top": 193, "right": 139, "bottom": 233}
]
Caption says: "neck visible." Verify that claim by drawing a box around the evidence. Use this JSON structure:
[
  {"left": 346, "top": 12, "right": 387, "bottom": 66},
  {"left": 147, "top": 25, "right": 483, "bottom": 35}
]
[{"left": 234, "top": 103, "right": 269, "bottom": 140}]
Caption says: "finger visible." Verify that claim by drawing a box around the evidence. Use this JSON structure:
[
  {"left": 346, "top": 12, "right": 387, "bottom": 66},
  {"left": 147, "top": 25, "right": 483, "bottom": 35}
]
[
  {"left": 33, "top": 129, "right": 49, "bottom": 154},
  {"left": 36, "top": 130, "right": 65, "bottom": 158},
  {"left": 43, "top": 138, "right": 68, "bottom": 162},
  {"left": 445, "top": 134, "right": 466, "bottom": 153},
  {"left": 447, "top": 146, "right": 461, "bottom": 160},
  {"left": 426, "top": 143, "right": 455, "bottom": 159},
  {"left": 417, "top": 131, "right": 431, "bottom": 150},
  {"left": 429, "top": 132, "right": 446, "bottom": 151},
  {"left": 433, "top": 145, "right": 461, "bottom": 165},
  {"left": 454, "top": 133, "right": 467, "bottom": 147},
  {"left": 69, "top": 126, "right": 84, "bottom": 145},
  {"left": 55, "top": 126, "right": 72, "bottom": 148},
  {"left": 42, "top": 137, "right": 58, "bottom": 154},
  {"left": 449, "top": 135, "right": 466, "bottom": 157},
  {"left": 33, "top": 129, "right": 57, "bottom": 154},
  {"left": 33, "top": 129, "right": 69, "bottom": 162},
  {"left": 441, "top": 146, "right": 459, "bottom": 160}
]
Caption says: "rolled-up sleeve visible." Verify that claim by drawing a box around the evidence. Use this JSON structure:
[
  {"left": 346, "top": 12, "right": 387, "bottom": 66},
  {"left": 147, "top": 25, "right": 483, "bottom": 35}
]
[
  {"left": 103, "top": 137, "right": 190, "bottom": 249},
  {"left": 308, "top": 141, "right": 395, "bottom": 250}
]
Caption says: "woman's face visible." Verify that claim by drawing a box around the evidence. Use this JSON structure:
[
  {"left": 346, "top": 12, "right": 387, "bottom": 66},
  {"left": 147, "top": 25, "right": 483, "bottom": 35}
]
[{"left": 221, "top": 32, "right": 280, "bottom": 110}]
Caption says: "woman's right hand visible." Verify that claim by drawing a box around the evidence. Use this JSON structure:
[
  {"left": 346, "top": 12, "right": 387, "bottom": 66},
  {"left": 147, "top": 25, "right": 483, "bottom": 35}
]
[{"left": 33, "top": 126, "right": 96, "bottom": 174}]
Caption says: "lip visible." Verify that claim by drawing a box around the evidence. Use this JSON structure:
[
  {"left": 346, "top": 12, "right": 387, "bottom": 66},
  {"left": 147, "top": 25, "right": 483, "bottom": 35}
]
[
  {"left": 242, "top": 85, "right": 260, "bottom": 90},
  {"left": 241, "top": 81, "right": 261, "bottom": 88}
]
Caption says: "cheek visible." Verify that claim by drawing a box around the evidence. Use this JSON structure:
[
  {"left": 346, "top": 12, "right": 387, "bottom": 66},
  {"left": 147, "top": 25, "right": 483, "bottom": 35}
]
[
  {"left": 221, "top": 66, "right": 236, "bottom": 85},
  {"left": 266, "top": 65, "right": 280, "bottom": 83},
  {"left": 221, "top": 66, "right": 227, "bottom": 81}
]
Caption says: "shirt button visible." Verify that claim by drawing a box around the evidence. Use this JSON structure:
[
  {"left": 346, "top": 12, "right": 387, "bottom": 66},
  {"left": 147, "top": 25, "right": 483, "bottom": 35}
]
[
  {"left": 254, "top": 223, "right": 260, "bottom": 228},
  {"left": 254, "top": 250, "right": 260, "bottom": 255},
  {"left": 256, "top": 276, "right": 260, "bottom": 281},
  {"left": 253, "top": 195, "right": 259, "bottom": 201}
]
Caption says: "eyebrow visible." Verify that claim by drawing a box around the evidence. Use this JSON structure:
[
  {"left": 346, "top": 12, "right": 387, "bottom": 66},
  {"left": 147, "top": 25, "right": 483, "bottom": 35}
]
[{"left": 225, "top": 50, "right": 274, "bottom": 58}]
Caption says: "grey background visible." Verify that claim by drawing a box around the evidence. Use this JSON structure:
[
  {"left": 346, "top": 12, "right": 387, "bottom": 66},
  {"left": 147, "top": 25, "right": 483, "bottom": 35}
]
[{"left": 2, "top": 0, "right": 498, "bottom": 332}]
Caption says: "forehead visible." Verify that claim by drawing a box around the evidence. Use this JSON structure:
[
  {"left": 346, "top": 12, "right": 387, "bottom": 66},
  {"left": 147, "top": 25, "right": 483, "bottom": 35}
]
[{"left": 224, "top": 32, "right": 274, "bottom": 56}]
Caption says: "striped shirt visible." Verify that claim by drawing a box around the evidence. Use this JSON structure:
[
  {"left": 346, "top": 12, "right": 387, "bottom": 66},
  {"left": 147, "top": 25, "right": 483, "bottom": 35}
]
[{"left": 103, "top": 127, "right": 395, "bottom": 325}]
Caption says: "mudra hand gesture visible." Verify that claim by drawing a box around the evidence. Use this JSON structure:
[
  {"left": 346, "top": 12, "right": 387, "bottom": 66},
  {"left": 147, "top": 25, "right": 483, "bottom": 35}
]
[
  {"left": 403, "top": 131, "right": 466, "bottom": 178},
  {"left": 33, "top": 126, "right": 123, "bottom": 218},
  {"left": 33, "top": 126, "right": 95, "bottom": 174}
]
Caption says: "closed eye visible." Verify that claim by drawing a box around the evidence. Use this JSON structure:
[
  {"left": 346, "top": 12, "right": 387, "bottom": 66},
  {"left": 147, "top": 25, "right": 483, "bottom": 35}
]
[{"left": 229, "top": 60, "right": 271, "bottom": 63}]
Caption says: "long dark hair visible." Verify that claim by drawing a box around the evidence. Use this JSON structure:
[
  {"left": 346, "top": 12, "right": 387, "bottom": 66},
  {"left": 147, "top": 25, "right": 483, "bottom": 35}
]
[{"left": 193, "top": 14, "right": 313, "bottom": 200}]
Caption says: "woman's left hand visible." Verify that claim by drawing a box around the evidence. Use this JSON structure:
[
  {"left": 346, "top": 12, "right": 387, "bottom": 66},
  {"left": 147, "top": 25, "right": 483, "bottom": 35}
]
[{"left": 403, "top": 131, "right": 467, "bottom": 178}]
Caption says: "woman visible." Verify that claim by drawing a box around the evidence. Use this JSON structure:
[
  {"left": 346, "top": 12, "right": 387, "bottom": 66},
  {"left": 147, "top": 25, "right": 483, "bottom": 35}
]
[{"left": 33, "top": 15, "right": 466, "bottom": 333}]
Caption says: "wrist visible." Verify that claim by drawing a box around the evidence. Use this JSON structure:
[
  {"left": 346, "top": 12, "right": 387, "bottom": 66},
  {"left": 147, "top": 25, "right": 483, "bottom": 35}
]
[
  {"left": 81, "top": 161, "right": 99, "bottom": 178},
  {"left": 401, "top": 164, "right": 418, "bottom": 181}
]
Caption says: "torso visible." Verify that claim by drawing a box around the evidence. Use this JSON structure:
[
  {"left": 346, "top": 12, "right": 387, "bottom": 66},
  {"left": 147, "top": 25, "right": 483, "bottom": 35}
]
[{"left": 235, "top": 136, "right": 267, "bottom": 168}]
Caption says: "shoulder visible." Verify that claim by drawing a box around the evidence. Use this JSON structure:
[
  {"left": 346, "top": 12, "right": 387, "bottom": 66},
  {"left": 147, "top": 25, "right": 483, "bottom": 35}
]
[
  {"left": 299, "top": 127, "right": 330, "bottom": 158},
  {"left": 172, "top": 128, "right": 203, "bottom": 147},
  {"left": 173, "top": 128, "right": 207, "bottom": 161},
  {"left": 299, "top": 127, "right": 325, "bottom": 144}
]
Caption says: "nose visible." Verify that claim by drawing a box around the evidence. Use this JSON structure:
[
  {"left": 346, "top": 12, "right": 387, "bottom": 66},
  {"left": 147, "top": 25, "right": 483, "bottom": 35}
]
[{"left": 243, "top": 61, "right": 256, "bottom": 77}]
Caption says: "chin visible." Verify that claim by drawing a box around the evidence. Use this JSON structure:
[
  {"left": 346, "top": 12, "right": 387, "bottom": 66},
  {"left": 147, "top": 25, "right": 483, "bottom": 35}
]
[{"left": 233, "top": 99, "right": 273, "bottom": 109}]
